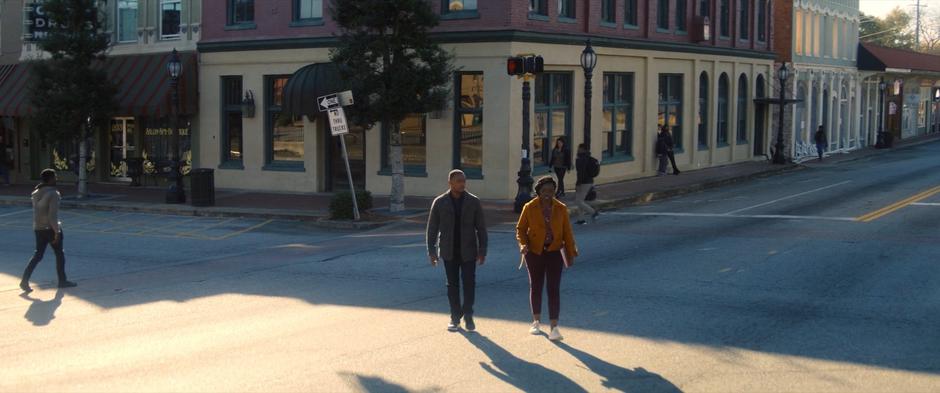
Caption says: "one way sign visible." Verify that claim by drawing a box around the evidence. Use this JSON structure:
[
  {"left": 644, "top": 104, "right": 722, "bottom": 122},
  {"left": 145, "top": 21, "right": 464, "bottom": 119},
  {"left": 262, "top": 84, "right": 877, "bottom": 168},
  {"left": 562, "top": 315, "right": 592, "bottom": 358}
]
[{"left": 318, "top": 94, "right": 340, "bottom": 111}]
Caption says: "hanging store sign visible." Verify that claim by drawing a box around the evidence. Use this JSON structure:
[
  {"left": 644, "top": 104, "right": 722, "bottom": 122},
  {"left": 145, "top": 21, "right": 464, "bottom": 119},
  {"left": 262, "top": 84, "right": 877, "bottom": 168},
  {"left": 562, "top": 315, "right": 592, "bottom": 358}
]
[{"left": 24, "top": 3, "right": 97, "bottom": 42}]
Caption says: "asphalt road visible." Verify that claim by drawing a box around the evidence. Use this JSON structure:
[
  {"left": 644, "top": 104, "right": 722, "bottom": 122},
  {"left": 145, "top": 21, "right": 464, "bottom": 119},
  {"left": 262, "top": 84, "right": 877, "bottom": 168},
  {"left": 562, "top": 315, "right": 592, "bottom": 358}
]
[{"left": 1, "top": 141, "right": 940, "bottom": 392}]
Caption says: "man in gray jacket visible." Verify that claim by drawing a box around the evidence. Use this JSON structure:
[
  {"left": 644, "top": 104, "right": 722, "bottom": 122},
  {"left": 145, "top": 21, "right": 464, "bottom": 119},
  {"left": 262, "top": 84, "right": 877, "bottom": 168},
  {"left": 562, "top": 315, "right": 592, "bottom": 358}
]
[
  {"left": 20, "top": 169, "right": 76, "bottom": 292},
  {"left": 427, "top": 169, "right": 488, "bottom": 332}
]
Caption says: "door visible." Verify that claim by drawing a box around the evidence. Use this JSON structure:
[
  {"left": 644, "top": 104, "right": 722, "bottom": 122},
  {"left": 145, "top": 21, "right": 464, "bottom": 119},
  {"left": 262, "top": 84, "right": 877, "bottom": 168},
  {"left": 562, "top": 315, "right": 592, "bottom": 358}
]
[
  {"left": 326, "top": 125, "right": 365, "bottom": 192},
  {"left": 753, "top": 76, "right": 766, "bottom": 156},
  {"left": 109, "top": 118, "right": 136, "bottom": 180}
]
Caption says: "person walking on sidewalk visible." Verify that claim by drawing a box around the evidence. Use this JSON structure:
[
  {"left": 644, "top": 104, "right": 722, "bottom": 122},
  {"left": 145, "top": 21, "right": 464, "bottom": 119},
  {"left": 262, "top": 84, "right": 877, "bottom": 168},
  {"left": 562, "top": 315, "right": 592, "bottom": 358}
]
[
  {"left": 815, "top": 125, "right": 828, "bottom": 161},
  {"left": 516, "top": 176, "right": 578, "bottom": 341},
  {"left": 20, "top": 169, "right": 76, "bottom": 293},
  {"left": 664, "top": 126, "right": 680, "bottom": 175},
  {"left": 549, "top": 137, "right": 572, "bottom": 197},
  {"left": 574, "top": 143, "right": 599, "bottom": 225},
  {"left": 655, "top": 127, "right": 669, "bottom": 176},
  {"left": 427, "top": 169, "right": 488, "bottom": 332}
]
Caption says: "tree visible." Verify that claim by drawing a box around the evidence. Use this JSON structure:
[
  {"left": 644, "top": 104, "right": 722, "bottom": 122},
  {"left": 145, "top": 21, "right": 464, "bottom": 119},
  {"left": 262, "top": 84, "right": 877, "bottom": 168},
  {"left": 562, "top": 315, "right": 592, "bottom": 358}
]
[
  {"left": 859, "top": 8, "right": 916, "bottom": 50},
  {"left": 916, "top": 8, "right": 940, "bottom": 54},
  {"left": 27, "top": 0, "right": 116, "bottom": 197},
  {"left": 330, "top": 0, "right": 454, "bottom": 212}
]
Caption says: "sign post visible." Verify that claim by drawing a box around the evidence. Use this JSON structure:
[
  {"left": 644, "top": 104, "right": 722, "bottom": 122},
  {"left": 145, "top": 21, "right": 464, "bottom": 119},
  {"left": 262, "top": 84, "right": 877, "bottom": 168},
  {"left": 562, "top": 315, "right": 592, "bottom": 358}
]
[{"left": 321, "top": 94, "right": 360, "bottom": 221}]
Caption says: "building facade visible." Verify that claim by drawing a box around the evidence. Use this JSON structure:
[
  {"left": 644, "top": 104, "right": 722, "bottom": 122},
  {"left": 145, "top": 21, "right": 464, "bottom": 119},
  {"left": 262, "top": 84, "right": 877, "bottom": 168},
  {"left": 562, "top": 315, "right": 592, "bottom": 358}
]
[
  {"left": 0, "top": 0, "right": 24, "bottom": 183},
  {"left": 198, "top": 0, "right": 777, "bottom": 199},
  {"left": 857, "top": 43, "right": 940, "bottom": 145},
  {"left": 0, "top": 0, "right": 201, "bottom": 184},
  {"left": 773, "top": 0, "right": 860, "bottom": 162}
]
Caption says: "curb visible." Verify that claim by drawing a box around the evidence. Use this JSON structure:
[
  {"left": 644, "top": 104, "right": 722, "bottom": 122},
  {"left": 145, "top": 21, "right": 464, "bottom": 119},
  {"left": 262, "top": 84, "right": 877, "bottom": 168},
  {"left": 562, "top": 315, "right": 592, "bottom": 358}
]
[
  {"left": 0, "top": 196, "right": 388, "bottom": 230},
  {"left": 572, "top": 164, "right": 802, "bottom": 214}
]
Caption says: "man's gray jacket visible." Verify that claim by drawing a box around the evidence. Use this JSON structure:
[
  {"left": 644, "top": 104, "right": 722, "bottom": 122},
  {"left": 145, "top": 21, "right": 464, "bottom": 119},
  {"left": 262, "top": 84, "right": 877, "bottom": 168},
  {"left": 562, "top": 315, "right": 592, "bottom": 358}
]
[{"left": 426, "top": 191, "right": 488, "bottom": 262}]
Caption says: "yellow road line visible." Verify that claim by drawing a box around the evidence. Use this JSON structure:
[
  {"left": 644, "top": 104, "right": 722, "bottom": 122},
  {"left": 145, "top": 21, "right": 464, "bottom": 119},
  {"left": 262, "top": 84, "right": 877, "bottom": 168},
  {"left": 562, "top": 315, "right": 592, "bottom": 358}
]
[
  {"left": 856, "top": 185, "right": 940, "bottom": 222},
  {"left": 212, "top": 219, "right": 273, "bottom": 240}
]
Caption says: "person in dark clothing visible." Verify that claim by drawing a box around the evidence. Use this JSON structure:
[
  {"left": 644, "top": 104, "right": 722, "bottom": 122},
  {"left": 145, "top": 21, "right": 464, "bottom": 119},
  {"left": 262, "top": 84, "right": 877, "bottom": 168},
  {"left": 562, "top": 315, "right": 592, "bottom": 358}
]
[
  {"left": 663, "top": 126, "right": 680, "bottom": 175},
  {"left": 814, "top": 125, "right": 828, "bottom": 161},
  {"left": 20, "top": 169, "right": 76, "bottom": 293},
  {"left": 655, "top": 127, "right": 669, "bottom": 176},
  {"left": 549, "top": 137, "right": 572, "bottom": 197},
  {"left": 427, "top": 169, "right": 488, "bottom": 332},
  {"left": 574, "top": 144, "right": 598, "bottom": 225}
]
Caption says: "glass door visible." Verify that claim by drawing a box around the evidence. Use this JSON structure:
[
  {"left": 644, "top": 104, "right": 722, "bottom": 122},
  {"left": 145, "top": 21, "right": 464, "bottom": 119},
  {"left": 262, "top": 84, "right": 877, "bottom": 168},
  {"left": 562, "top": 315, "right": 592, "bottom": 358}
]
[{"left": 109, "top": 118, "right": 136, "bottom": 180}]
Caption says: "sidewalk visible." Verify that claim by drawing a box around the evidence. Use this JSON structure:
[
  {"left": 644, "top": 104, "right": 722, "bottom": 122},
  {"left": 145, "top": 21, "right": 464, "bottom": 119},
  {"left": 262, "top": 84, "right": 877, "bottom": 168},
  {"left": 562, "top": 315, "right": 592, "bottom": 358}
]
[{"left": 2, "top": 134, "right": 935, "bottom": 229}]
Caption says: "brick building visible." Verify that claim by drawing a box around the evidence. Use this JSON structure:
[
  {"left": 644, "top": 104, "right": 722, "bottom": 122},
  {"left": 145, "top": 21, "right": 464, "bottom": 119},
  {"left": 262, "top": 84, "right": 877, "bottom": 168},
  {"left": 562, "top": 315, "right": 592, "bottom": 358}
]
[{"left": 195, "top": 0, "right": 778, "bottom": 199}]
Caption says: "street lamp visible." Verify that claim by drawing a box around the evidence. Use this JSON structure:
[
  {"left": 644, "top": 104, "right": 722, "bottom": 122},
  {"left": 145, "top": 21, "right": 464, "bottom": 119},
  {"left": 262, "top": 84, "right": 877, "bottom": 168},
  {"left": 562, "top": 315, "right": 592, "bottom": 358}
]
[
  {"left": 165, "top": 49, "right": 185, "bottom": 204},
  {"left": 580, "top": 39, "right": 597, "bottom": 152},
  {"left": 772, "top": 63, "right": 789, "bottom": 164}
]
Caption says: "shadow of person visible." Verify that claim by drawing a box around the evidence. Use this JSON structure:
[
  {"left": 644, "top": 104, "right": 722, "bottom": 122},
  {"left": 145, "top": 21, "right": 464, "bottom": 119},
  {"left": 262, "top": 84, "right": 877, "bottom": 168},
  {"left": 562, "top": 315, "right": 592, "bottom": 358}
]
[
  {"left": 552, "top": 341, "right": 683, "bottom": 393},
  {"left": 463, "top": 333, "right": 588, "bottom": 393},
  {"left": 338, "top": 372, "right": 441, "bottom": 393},
  {"left": 20, "top": 289, "right": 65, "bottom": 327}
]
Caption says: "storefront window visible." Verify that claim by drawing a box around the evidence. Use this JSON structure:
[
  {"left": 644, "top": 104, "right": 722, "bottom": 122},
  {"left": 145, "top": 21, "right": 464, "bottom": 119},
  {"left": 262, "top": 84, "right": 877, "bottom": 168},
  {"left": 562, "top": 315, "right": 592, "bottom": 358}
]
[
  {"left": 534, "top": 73, "right": 571, "bottom": 168},
  {"left": 142, "top": 117, "right": 191, "bottom": 175},
  {"left": 266, "top": 76, "right": 304, "bottom": 165},
  {"left": 698, "top": 72, "right": 709, "bottom": 149},
  {"left": 400, "top": 114, "right": 427, "bottom": 172},
  {"left": 160, "top": 0, "right": 181, "bottom": 39},
  {"left": 737, "top": 74, "right": 748, "bottom": 143},
  {"left": 117, "top": 0, "right": 138, "bottom": 43},
  {"left": 603, "top": 73, "right": 634, "bottom": 159},
  {"left": 221, "top": 76, "right": 243, "bottom": 165},
  {"left": 455, "top": 72, "right": 483, "bottom": 175},
  {"left": 718, "top": 73, "right": 729, "bottom": 145},
  {"left": 659, "top": 74, "right": 684, "bottom": 151}
]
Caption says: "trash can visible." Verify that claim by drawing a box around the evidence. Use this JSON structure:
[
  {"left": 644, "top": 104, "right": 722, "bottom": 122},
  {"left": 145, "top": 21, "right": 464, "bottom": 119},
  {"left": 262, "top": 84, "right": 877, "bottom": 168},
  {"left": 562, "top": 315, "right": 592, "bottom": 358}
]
[{"left": 190, "top": 168, "right": 215, "bottom": 207}]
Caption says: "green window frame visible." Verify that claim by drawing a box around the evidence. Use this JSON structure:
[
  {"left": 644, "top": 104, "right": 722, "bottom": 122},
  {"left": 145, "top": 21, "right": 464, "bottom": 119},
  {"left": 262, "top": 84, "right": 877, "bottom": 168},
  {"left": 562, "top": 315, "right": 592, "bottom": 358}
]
[
  {"left": 453, "top": 72, "right": 484, "bottom": 178},
  {"left": 658, "top": 74, "right": 684, "bottom": 152},
  {"left": 736, "top": 74, "right": 749, "bottom": 144},
  {"left": 603, "top": 73, "right": 635, "bottom": 161},
  {"left": 534, "top": 73, "right": 572, "bottom": 170},
  {"left": 264, "top": 75, "right": 305, "bottom": 170},
  {"left": 220, "top": 76, "right": 244, "bottom": 168}
]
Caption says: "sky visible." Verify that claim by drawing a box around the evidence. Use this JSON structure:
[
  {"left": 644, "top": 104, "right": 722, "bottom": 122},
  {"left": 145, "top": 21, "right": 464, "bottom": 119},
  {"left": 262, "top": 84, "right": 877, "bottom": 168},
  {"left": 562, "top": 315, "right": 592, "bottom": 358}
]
[{"left": 860, "top": 0, "right": 939, "bottom": 18}]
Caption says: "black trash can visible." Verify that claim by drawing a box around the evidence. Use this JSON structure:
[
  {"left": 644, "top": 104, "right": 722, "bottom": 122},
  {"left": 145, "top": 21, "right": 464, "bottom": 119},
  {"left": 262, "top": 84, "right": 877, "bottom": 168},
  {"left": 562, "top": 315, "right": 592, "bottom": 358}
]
[{"left": 190, "top": 168, "right": 215, "bottom": 207}]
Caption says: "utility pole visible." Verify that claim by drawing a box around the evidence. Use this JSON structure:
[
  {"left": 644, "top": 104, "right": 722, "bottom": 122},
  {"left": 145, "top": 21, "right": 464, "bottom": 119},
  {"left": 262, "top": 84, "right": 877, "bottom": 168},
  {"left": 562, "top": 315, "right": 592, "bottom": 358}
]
[{"left": 911, "top": 0, "right": 928, "bottom": 49}]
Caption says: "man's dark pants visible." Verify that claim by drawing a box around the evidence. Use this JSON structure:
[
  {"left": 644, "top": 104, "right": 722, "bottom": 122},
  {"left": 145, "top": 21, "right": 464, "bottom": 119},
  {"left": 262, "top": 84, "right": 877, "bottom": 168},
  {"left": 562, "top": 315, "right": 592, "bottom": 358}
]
[
  {"left": 444, "top": 256, "right": 476, "bottom": 322},
  {"left": 22, "top": 229, "right": 67, "bottom": 283}
]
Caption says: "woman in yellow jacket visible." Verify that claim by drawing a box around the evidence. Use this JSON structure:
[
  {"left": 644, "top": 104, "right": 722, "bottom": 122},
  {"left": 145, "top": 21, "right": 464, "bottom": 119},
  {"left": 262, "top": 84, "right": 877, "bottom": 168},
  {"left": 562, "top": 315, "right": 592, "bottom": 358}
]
[{"left": 516, "top": 176, "right": 578, "bottom": 341}]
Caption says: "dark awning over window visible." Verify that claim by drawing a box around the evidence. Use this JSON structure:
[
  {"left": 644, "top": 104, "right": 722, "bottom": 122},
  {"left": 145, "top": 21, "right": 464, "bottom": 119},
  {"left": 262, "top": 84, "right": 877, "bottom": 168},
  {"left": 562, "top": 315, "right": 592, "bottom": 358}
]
[
  {"left": 282, "top": 62, "right": 349, "bottom": 120},
  {"left": 0, "top": 52, "right": 198, "bottom": 117}
]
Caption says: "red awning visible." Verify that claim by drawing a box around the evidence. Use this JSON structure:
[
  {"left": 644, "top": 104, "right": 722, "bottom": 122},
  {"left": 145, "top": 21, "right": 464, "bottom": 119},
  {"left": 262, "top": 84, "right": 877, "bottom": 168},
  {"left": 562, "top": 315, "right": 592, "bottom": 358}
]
[{"left": 0, "top": 52, "right": 198, "bottom": 117}]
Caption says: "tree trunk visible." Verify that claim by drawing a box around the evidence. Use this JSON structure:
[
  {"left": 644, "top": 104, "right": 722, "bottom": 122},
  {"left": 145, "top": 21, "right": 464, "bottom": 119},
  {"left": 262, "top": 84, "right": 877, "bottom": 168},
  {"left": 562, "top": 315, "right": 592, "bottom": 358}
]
[
  {"left": 77, "top": 128, "right": 88, "bottom": 199},
  {"left": 389, "top": 122, "right": 405, "bottom": 212}
]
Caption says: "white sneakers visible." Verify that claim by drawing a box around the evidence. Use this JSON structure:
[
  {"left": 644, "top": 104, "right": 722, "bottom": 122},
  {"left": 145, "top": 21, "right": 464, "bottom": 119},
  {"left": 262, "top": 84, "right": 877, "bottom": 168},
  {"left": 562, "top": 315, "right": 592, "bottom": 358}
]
[
  {"left": 548, "top": 326, "right": 564, "bottom": 341},
  {"left": 529, "top": 321, "right": 564, "bottom": 341},
  {"left": 529, "top": 321, "right": 542, "bottom": 335}
]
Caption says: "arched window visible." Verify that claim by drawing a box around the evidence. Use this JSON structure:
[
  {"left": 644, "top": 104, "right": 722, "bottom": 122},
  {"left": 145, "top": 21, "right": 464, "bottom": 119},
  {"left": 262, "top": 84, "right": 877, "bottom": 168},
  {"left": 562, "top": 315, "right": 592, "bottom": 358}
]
[
  {"left": 796, "top": 84, "right": 807, "bottom": 143},
  {"left": 737, "top": 74, "right": 749, "bottom": 143},
  {"left": 718, "top": 73, "right": 730, "bottom": 145},
  {"left": 698, "top": 72, "right": 709, "bottom": 149}
]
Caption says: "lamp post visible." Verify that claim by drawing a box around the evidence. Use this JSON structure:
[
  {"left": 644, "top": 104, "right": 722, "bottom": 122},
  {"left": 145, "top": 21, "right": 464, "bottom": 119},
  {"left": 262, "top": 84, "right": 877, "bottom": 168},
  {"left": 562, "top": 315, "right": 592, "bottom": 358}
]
[
  {"left": 580, "top": 39, "right": 597, "bottom": 152},
  {"left": 514, "top": 76, "right": 534, "bottom": 213},
  {"left": 165, "top": 49, "right": 185, "bottom": 204},
  {"left": 772, "top": 63, "right": 789, "bottom": 164}
]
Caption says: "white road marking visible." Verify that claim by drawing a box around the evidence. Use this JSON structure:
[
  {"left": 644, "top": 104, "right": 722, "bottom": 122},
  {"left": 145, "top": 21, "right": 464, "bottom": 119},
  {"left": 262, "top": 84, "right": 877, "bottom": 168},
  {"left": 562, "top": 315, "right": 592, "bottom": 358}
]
[
  {"left": 724, "top": 180, "right": 852, "bottom": 215},
  {"left": 0, "top": 209, "right": 30, "bottom": 218},
  {"left": 910, "top": 202, "right": 940, "bottom": 206},
  {"left": 606, "top": 211, "right": 857, "bottom": 222}
]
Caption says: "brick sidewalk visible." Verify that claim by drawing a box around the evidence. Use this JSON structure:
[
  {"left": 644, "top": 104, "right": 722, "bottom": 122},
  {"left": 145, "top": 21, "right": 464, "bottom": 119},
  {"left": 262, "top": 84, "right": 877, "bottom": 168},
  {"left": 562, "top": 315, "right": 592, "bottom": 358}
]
[{"left": 5, "top": 133, "right": 934, "bottom": 229}]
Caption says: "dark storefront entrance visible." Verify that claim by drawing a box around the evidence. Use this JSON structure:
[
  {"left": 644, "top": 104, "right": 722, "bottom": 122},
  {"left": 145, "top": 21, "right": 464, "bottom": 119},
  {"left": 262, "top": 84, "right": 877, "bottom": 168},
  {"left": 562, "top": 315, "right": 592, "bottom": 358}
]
[{"left": 326, "top": 125, "right": 365, "bottom": 192}]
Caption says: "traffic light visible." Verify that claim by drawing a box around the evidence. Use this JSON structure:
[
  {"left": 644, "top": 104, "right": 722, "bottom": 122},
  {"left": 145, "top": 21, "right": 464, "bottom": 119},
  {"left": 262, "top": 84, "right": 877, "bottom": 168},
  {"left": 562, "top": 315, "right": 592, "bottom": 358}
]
[
  {"left": 507, "top": 55, "right": 544, "bottom": 76},
  {"left": 524, "top": 56, "right": 544, "bottom": 74},
  {"left": 507, "top": 57, "right": 525, "bottom": 76}
]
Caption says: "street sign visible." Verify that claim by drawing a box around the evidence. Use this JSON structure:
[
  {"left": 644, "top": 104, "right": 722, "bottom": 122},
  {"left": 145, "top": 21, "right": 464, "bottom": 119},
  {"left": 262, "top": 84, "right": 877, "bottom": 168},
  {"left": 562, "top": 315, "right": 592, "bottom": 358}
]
[
  {"left": 318, "top": 94, "right": 340, "bottom": 112},
  {"left": 337, "top": 90, "right": 354, "bottom": 106},
  {"left": 328, "top": 107, "right": 349, "bottom": 136}
]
